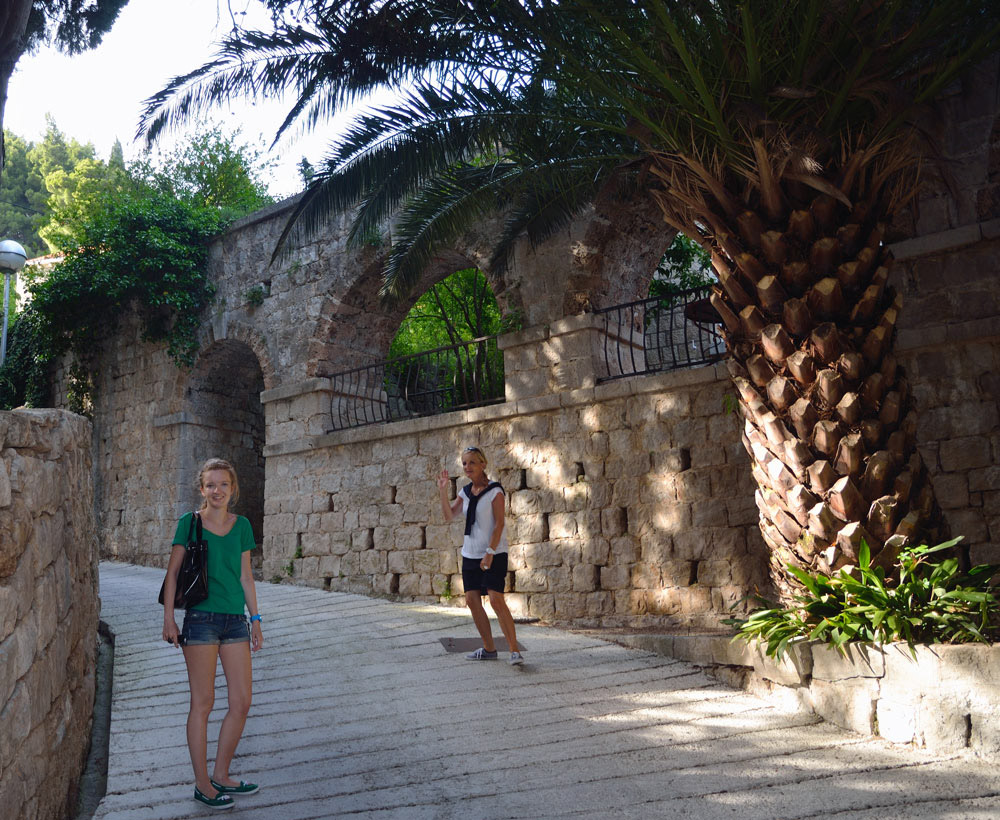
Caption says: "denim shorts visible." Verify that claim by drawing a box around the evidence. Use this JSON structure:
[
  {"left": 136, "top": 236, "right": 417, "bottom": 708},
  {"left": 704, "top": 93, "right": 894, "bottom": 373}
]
[{"left": 181, "top": 611, "right": 249, "bottom": 646}]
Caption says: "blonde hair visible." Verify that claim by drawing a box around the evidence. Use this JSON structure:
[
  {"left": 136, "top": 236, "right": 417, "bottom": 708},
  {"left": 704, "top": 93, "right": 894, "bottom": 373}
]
[
  {"left": 197, "top": 458, "right": 240, "bottom": 510},
  {"left": 462, "top": 446, "right": 487, "bottom": 466}
]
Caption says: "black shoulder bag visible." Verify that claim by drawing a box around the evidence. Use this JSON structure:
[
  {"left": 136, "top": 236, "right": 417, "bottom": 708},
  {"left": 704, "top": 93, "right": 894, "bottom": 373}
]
[{"left": 158, "top": 512, "right": 209, "bottom": 609}]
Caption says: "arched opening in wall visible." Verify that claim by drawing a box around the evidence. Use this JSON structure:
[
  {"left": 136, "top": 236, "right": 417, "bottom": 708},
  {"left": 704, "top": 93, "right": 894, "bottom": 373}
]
[
  {"left": 386, "top": 267, "right": 511, "bottom": 418},
  {"left": 185, "top": 339, "right": 266, "bottom": 572},
  {"left": 641, "top": 232, "right": 725, "bottom": 372}
]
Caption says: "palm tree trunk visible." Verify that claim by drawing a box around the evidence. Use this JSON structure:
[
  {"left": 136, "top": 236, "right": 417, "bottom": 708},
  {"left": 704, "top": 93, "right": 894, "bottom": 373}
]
[{"left": 691, "top": 186, "right": 944, "bottom": 602}]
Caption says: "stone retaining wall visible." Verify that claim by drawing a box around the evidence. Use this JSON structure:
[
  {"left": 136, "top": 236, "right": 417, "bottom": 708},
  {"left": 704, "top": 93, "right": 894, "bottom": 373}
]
[
  {"left": 617, "top": 633, "right": 1000, "bottom": 757},
  {"left": 0, "top": 409, "right": 98, "bottom": 820},
  {"left": 261, "top": 321, "right": 771, "bottom": 628}
]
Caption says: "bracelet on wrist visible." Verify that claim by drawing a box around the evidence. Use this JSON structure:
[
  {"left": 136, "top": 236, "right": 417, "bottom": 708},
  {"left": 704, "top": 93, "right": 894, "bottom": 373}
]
[{"left": 249, "top": 614, "right": 262, "bottom": 623}]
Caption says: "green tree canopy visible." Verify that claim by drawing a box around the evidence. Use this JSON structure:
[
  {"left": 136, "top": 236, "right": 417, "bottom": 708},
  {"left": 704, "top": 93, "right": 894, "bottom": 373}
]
[{"left": 1, "top": 125, "right": 276, "bottom": 410}]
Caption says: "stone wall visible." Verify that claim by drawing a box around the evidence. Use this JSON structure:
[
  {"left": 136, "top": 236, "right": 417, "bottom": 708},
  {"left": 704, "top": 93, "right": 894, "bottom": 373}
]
[
  {"left": 261, "top": 315, "right": 770, "bottom": 628},
  {"left": 0, "top": 409, "right": 98, "bottom": 820}
]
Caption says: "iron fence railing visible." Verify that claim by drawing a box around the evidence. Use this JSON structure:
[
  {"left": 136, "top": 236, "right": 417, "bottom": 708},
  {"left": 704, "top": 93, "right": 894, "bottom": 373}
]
[
  {"left": 594, "top": 285, "right": 726, "bottom": 381},
  {"left": 330, "top": 334, "right": 505, "bottom": 430}
]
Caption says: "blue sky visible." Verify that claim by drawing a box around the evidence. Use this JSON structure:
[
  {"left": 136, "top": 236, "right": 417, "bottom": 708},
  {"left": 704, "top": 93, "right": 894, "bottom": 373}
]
[{"left": 6, "top": 0, "right": 341, "bottom": 199}]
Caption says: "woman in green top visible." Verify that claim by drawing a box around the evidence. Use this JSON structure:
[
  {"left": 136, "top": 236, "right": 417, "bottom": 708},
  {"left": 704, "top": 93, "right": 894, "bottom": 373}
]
[{"left": 162, "top": 458, "right": 263, "bottom": 810}]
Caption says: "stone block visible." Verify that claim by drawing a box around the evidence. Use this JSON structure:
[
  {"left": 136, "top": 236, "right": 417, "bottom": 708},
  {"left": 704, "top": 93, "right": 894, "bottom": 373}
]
[
  {"left": 696, "top": 560, "right": 733, "bottom": 587},
  {"left": 581, "top": 537, "right": 610, "bottom": 566},
  {"left": 425, "top": 524, "right": 458, "bottom": 550},
  {"left": 440, "top": 549, "right": 459, "bottom": 575},
  {"left": 572, "top": 564, "right": 599, "bottom": 592},
  {"left": 395, "top": 526, "right": 425, "bottom": 550},
  {"left": 679, "top": 585, "right": 713, "bottom": 613},
  {"left": 548, "top": 512, "right": 578, "bottom": 539},
  {"left": 511, "top": 490, "right": 540, "bottom": 515},
  {"left": 515, "top": 568, "right": 549, "bottom": 592},
  {"left": 810, "top": 678, "right": 877, "bottom": 736},
  {"left": 585, "top": 591, "right": 614, "bottom": 617},
  {"left": 609, "top": 536, "right": 638, "bottom": 564},
  {"left": 875, "top": 696, "right": 919, "bottom": 745},
  {"left": 691, "top": 502, "right": 729, "bottom": 528},
  {"left": 318, "top": 555, "right": 341, "bottom": 577},
  {"left": 751, "top": 641, "right": 812, "bottom": 685},
  {"left": 527, "top": 593, "right": 555, "bottom": 619},
  {"left": 601, "top": 507, "right": 627, "bottom": 537},
  {"left": 931, "top": 472, "right": 969, "bottom": 509},
  {"left": 300, "top": 531, "right": 331, "bottom": 557},
  {"left": 520, "top": 541, "right": 562, "bottom": 568},
  {"left": 351, "top": 529, "right": 374, "bottom": 551},
  {"left": 639, "top": 532, "right": 673, "bottom": 565},
  {"left": 412, "top": 551, "right": 441, "bottom": 575},
  {"left": 553, "top": 593, "right": 587, "bottom": 619},
  {"left": 515, "top": 514, "right": 547, "bottom": 545},
  {"left": 600, "top": 565, "right": 630, "bottom": 590},
  {"left": 812, "top": 643, "right": 885, "bottom": 682},
  {"left": 397, "top": 573, "right": 423, "bottom": 597},
  {"left": 944, "top": 508, "right": 989, "bottom": 542},
  {"left": 672, "top": 530, "right": 710, "bottom": 561},
  {"left": 630, "top": 562, "right": 661, "bottom": 589},
  {"left": 939, "top": 435, "right": 994, "bottom": 471}
]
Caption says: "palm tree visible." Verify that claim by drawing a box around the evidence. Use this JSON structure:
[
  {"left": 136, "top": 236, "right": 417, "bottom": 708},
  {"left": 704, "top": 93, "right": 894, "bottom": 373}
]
[{"left": 141, "top": 0, "right": 1000, "bottom": 601}]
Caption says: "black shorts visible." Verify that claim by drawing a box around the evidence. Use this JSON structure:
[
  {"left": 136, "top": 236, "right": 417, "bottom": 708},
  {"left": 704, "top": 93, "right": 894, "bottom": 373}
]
[{"left": 462, "top": 553, "right": 508, "bottom": 595}]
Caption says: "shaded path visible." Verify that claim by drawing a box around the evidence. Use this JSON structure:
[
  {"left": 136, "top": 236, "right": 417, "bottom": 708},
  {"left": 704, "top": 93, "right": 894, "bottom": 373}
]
[{"left": 94, "top": 562, "right": 998, "bottom": 819}]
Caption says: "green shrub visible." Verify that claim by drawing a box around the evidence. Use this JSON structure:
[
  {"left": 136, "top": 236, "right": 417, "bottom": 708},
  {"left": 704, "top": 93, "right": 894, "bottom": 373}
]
[{"left": 727, "top": 538, "right": 1000, "bottom": 659}]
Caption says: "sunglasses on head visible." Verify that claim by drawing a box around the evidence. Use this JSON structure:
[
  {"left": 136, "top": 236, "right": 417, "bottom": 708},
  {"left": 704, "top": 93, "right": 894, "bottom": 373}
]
[{"left": 464, "top": 446, "right": 482, "bottom": 453}]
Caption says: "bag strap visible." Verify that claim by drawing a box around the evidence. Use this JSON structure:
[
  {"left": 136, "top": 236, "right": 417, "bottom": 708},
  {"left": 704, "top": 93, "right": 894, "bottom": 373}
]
[{"left": 186, "top": 511, "right": 203, "bottom": 550}]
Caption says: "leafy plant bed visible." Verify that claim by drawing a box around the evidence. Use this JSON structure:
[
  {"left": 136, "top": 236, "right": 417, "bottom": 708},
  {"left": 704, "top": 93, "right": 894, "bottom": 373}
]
[{"left": 728, "top": 538, "right": 1000, "bottom": 659}]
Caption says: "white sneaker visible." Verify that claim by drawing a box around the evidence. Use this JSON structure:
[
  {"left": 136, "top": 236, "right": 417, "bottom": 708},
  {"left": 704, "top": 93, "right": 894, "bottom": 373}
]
[{"left": 509, "top": 651, "right": 524, "bottom": 666}]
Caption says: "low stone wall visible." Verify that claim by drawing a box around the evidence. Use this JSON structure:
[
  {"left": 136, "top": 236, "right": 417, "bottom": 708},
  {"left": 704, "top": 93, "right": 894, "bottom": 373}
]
[
  {"left": 262, "top": 328, "right": 772, "bottom": 628},
  {"left": 0, "top": 409, "right": 98, "bottom": 820},
  {"left": 617, "top": 633, "right": 1000, "bottom": 757}
]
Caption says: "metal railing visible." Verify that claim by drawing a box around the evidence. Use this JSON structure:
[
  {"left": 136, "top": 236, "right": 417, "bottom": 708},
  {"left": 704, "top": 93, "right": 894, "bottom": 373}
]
[
  {"left": 594, "top": 285, "right": 726, "bottom": 382},
  {"left": 330, "top": 334, "right": 505, "bottom": 430}
]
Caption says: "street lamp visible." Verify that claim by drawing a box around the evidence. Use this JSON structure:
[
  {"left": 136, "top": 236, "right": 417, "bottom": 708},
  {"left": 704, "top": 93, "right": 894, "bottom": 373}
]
[{"left": 0, "top": 240, "right": 27, "bottom": 367}]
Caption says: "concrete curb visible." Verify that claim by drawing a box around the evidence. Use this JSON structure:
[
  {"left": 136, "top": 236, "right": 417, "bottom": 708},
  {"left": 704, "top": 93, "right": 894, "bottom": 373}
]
[{"left": 611, "top": 633, "right": 1000, "bottom": 757}]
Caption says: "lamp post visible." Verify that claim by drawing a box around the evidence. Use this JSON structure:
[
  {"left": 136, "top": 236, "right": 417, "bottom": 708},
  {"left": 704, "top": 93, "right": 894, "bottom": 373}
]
[{"left": 0, "top": 240, "right": 27, "bottom": 367}]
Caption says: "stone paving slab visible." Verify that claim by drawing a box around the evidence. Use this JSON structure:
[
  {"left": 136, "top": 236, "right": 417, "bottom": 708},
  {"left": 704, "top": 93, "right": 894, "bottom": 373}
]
[{"left": 93, "top": 562, "right": 999, "bottom": 820}]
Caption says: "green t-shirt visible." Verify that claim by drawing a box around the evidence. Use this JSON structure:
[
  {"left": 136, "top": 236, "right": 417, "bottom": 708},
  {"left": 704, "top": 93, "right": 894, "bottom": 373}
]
[{"left": 172, "top": 512, "right": 255, "bottom": 614}]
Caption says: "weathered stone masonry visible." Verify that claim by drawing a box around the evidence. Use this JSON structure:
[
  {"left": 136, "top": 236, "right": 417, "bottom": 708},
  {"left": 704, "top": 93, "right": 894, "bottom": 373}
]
[
  {"left": 49, "top": 59, "right": 1000, "bottom": 628},
  {"left": 0, "top": 409, "right": 98, "bottom": 820},
  {"left": 260, "top": 321, "right": 767, "bottom": 627}
]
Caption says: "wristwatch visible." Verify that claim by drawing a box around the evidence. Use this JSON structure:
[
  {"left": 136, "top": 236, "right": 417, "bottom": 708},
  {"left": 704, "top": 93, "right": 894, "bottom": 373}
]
[
  {"left": 485, "top": 548, "right": 496, "bottom": 555},
  {"left": 249, "top": 614, "right": 263, "bottom": 623}
]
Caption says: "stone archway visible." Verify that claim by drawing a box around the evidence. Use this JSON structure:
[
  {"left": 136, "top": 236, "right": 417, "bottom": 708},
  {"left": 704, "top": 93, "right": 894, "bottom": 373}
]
[
  {"left": 181, "top": 339, "right": 266, "bottom": 554},
  {"left": 307, "top": 248, "right": 510, "bottom": 377}
]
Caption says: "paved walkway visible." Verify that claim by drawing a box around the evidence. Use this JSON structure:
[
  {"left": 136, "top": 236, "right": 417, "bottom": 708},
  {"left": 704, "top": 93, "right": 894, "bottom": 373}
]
[{"left": 94, "top": 562, "right": 998, "bottom": 820}]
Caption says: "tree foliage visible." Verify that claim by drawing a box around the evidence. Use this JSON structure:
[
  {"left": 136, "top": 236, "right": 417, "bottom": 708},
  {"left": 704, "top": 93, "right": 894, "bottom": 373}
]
[
  {"left": 0, "top": 117, "right": 122, "bottom": 256},
  {"left": 1, "top": 0, "right": 130, "bottom": 174},
  {"left": 389, "top": 267, "right": 506, "bottom": 360},
  {"left": 0, "top": 127, "right": 274, "bottom": 409}
]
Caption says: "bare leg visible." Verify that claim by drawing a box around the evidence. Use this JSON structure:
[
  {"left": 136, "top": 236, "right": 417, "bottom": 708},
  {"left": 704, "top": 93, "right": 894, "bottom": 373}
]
[
  {"left": 183, "top": 644, "right": 220, "bottom": 797},
  {"left": 487, "top": 590, "right": 519, "bottom": 653},
  {"left": 212, "top": 641, "right": 253, "bottom": 786},
  {"left": 465, "top": 591, "right": 496, "bottom": 652}
]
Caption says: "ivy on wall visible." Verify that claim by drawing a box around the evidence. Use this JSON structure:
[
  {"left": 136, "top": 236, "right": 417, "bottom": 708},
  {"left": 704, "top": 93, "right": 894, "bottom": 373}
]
[{"left": 28, "top": 188, "right": 221, "bottom": 369}]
